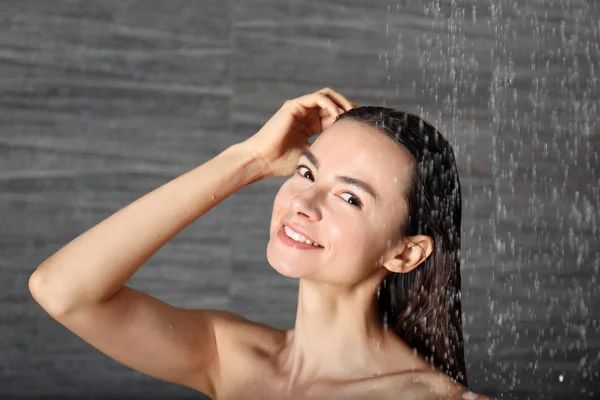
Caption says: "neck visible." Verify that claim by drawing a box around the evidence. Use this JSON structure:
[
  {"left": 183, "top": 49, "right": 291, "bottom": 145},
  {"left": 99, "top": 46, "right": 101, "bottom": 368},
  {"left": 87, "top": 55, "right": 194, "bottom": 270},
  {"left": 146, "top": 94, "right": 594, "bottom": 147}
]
[{"left": 278, "top": 278, "right": 394, "bottom": 389}]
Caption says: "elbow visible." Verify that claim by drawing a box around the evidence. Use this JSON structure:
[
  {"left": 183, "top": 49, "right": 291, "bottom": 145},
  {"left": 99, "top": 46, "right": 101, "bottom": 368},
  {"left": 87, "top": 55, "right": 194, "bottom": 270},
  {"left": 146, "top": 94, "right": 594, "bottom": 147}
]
[
  {"left": 28, "top": 270, "right": 45, "bottom": 303},
  {"left": 29, "top": 269, "right": 72, "bottom": 317}
]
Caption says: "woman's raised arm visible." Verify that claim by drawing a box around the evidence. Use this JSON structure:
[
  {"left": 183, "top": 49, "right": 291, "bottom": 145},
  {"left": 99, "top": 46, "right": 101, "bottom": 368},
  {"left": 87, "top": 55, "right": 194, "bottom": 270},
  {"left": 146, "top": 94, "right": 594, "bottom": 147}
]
[
  {"left": 29, "top": 86, "right": 354, "bottom": 314},
  {"left": 27, "top": 143, "right": 265, "bottom": 396},
  {"left": 29, "top": 143, "right": 264, "bottom": 314},
  {"left": 28, "top": 87, "right": 356, "bottom": 397}
]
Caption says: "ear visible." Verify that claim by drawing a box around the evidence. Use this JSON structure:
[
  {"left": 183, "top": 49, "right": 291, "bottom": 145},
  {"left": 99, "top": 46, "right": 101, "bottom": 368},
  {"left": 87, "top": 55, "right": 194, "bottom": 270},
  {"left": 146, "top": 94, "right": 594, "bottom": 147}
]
[{"left": 382, "top": 235, "right": 434, "bottom": 274}]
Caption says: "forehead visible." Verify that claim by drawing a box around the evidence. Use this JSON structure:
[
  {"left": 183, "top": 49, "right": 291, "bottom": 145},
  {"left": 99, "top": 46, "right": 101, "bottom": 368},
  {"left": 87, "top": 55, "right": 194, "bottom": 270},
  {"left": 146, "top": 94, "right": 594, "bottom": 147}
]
[{"left": 309, "top": 119, "right": 414, "bottom": 200}]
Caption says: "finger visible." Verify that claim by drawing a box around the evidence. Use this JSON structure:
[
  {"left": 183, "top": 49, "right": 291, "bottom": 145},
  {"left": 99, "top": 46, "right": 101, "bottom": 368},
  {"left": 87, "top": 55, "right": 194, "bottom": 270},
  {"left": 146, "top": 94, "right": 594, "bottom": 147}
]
[
  {"left": 317, "top": 87, "right": 351, "bottom": 110},
  {"left": 308, "top": 117, "right": 320, "bottom": 134},
  {"left": 318, "top": 107, "right": 334, "bottom": 118},
  {"left": 296, "top": 92, "right": 344, "bottom": 119},
  {"left": 317, "top": 87, "right": 357, "bottom": 111},
  {"left": 320, "top": 114, "right": 337, "bottom": 131}
]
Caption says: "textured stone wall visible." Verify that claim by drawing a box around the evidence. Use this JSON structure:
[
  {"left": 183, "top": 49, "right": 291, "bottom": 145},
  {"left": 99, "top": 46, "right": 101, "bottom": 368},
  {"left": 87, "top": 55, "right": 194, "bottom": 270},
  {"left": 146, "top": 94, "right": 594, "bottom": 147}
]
[{"left": 1, "top": 1, "right": 598, "bottom": 398}]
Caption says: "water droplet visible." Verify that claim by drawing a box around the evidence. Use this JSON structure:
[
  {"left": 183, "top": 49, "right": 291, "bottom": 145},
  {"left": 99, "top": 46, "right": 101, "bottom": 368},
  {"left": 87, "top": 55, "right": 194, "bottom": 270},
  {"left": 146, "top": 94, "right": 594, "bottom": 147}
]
[
  {"left": 211, "top": 195, "right": 216, "bottom": 200},
  {"left": 558, "top": 374, "right": 564, "bottom": 382},
  {"left": 383, "top": 311, "right": 388, "bottom": 331}
]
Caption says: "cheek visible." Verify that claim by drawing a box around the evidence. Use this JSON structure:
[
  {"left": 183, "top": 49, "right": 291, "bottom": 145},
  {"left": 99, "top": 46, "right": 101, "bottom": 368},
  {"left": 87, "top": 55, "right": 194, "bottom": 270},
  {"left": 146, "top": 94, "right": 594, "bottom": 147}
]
[
  {"left": 273, "top": 182, "right": 296, "bottom": 211},
  {"left": 270, "top": 182, "right": 295, "bottom": 228},
  {"left": 328, "top": 211, "right": 373, "bottom": 257},
  {"left": 328, "top": 215, "right": 354, "bottom": 243},
  {"left": 332, "top": 214, "right": 390, "bottom": 264},
  {"left": 327, "top": 217, "right": 385, "bottom": 281}
]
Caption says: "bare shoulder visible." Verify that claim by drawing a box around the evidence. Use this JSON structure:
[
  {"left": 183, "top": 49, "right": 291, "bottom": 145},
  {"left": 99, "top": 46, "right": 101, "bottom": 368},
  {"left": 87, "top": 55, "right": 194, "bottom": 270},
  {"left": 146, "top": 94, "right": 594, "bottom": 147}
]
[
  {"left": 209, "top": 310, "right": 286, "bottom": 354},
  {"left": 204, "top": 311, "right": 286, "bottom": 393},
  {"left": 401, "top": 369, "right": 491, "bottom": 400}
]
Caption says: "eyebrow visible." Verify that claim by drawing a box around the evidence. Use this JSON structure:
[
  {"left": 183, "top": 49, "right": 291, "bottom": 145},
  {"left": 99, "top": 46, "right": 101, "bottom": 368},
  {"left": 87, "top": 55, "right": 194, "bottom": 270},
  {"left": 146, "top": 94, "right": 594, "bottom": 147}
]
[{"left": 300, "top": 149, "right": 380, "bottom": 202}]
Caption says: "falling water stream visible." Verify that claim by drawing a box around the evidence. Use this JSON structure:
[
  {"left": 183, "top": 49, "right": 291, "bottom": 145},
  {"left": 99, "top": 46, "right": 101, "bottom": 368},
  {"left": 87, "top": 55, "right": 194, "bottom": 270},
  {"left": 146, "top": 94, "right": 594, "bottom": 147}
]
[
  {"left": 378, "top": 1, "right": 599, "bottom": 398},
  {"left": 2, "top": 1, "right": 598, "bottom": 399}
]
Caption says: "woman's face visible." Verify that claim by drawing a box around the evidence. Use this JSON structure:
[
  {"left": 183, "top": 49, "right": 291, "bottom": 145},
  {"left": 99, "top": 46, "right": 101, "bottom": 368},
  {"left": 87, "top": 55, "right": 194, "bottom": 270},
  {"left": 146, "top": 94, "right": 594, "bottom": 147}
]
[{"left": 266, "top": 119, "right": 415, "bottom": 286}]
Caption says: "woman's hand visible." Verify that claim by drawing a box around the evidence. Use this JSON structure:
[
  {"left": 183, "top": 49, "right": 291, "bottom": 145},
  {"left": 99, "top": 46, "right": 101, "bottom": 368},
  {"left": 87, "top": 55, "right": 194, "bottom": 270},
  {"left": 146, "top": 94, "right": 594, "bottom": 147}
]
[{"left": 241, "top": 88, "right": 358, "bottom": 178}]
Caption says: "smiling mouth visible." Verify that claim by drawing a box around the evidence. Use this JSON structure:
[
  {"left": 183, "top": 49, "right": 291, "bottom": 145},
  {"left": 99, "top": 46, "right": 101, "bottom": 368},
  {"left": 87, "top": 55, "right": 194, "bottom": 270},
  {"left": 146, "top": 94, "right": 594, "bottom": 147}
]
[{"left": 283, "top": 225, "right": 323, "bottom": 247}]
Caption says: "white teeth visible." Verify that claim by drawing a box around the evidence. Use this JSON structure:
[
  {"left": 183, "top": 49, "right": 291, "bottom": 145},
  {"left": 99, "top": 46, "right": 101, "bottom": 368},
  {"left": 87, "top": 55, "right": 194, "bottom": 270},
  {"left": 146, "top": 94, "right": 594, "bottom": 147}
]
[{"left": 284, "top": 225, "right": 321, "bottom": 247}]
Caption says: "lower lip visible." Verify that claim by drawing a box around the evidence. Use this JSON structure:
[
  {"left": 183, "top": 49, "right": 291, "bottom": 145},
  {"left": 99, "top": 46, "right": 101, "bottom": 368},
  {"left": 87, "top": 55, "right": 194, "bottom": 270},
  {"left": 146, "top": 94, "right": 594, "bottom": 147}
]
[{"left": 277, "top": 226, "right": 323, "bottom": 250}]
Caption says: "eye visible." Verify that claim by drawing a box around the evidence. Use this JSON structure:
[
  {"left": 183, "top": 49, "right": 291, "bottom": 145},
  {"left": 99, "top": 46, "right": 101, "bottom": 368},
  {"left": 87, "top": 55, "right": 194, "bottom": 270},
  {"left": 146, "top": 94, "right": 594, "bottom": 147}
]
[
  {"left": 297, "top": 165, "right": 314, "bottom": 181},
  {"left": 296, "top": 165, "right": 362, "bottom": 209},
  {"left": 339, "top": 192, "right": 362, "bottom": 208}
]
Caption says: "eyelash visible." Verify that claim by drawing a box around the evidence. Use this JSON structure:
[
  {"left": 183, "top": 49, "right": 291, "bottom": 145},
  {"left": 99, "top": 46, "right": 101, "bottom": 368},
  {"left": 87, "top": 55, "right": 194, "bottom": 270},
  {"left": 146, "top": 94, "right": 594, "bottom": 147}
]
[{"left": 296, "top": 165, "right": 363, "bottom": 208}]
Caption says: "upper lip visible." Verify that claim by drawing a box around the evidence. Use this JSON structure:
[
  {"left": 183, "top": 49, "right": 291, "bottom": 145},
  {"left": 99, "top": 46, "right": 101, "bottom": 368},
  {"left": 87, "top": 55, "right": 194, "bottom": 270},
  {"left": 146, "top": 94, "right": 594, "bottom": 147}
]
[{"left": 282, "top": 221, "right": 322, "bottom": 246}]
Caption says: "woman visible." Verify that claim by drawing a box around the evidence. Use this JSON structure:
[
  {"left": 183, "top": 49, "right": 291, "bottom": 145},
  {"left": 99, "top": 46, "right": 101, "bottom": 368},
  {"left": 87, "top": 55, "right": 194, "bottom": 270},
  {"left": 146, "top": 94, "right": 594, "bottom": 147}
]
[{"left": 29, "top": 88, "right": 488, "bottom": 399}]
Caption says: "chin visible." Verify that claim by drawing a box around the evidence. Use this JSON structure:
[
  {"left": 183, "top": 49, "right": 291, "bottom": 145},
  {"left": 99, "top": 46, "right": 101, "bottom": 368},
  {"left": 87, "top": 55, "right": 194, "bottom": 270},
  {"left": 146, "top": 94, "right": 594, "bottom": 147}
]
[
  {"left": 269, "top": 263, "right": 305, "bottom": 279},
  {"left": 266, "top": 240, "right": 312, "bottom": 279}
]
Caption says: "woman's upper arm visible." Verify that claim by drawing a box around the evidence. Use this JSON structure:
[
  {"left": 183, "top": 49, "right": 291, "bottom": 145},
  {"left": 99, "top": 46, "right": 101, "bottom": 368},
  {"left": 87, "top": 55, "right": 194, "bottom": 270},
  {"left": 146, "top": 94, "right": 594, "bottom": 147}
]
[{"left": 44, "top": 285, "right": 244, "bottom": 397}]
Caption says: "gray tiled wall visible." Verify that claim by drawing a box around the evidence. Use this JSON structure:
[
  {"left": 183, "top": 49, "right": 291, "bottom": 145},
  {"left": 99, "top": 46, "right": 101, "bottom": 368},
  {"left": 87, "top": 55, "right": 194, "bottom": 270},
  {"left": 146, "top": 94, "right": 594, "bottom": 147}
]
[{"left": 1, "top": 1, "right": 598, "bottom": 399}]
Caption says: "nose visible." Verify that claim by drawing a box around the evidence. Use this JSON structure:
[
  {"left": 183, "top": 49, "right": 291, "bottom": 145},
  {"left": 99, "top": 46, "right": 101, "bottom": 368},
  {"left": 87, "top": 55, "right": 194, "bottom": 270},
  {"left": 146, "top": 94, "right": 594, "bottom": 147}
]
[{"left": 290, "top": 189, "right": 322, "bottom": 221}]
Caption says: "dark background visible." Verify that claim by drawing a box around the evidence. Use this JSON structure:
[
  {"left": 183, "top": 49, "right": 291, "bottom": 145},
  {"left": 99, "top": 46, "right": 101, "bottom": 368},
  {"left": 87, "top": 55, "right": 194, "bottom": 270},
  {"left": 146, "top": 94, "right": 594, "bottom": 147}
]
[{"left": 1, "top": 1, "right": 599, "bottom": 399}]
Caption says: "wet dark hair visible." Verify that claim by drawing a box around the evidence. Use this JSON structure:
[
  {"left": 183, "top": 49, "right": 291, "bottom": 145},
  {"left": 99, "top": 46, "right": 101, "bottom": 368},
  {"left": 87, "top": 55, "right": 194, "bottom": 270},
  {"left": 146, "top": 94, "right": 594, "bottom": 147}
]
[{"left": 336, "top": 107, "right": 467, "bottom": 387}]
